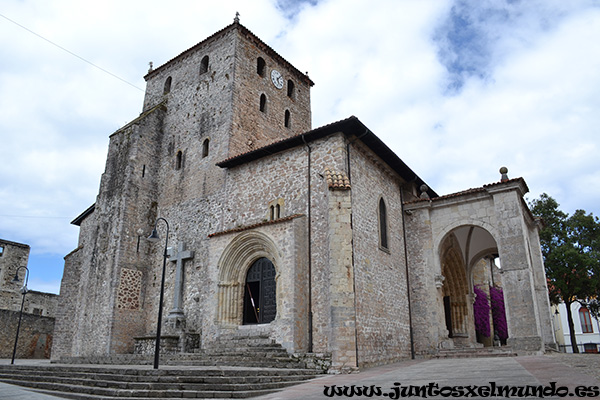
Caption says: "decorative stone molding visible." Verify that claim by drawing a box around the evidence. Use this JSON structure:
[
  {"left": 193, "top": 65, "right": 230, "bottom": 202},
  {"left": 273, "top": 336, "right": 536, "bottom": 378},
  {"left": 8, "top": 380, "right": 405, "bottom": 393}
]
[
  {"left": 434, "top": 274, "right": 445, "bottom": 289},
  {"left": 216, "top": 231, "right": 280, "bottom": 326}
]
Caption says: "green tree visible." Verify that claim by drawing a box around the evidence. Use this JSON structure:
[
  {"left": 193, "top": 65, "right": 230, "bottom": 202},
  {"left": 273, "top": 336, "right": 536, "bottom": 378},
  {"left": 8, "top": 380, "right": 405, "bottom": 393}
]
[{"left": 529, "top": 193, "right": 600, "bottom": 353}]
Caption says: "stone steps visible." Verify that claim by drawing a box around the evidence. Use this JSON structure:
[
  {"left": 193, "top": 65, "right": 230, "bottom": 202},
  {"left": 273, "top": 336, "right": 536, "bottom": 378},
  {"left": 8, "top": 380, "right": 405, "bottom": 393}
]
[
  {"left": 57, "top": 352, "right": 305, "bottom": 369},
  {"left": 0, "top": 334, "right": 325, "bottom": 398},
  {"left": 435, "top": 346, "right": 517, "bottom": 359},
  {"left": 58, "top": 335, "right": 306, "bottom": 369},
  {"left": 0, "top": 364, "right": 321, "bottom": 399}
]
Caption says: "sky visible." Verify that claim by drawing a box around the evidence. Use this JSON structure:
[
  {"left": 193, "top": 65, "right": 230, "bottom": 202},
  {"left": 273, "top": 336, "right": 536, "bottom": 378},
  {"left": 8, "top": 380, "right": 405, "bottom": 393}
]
[{"left": 1, "top": 0, "right": 599, "bottom": 294}]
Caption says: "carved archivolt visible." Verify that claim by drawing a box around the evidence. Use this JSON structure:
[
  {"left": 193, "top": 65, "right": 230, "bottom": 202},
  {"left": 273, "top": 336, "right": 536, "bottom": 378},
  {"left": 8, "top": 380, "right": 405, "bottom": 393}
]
[{"left": 216, "top": 231, "right": 280, "bottom": 325}]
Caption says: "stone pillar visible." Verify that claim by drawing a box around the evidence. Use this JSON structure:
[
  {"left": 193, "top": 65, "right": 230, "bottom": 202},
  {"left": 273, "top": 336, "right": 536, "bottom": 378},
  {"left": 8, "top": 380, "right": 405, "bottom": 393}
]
[
  {"left": 491, "top": 189, "right": 544, "bottom": 353},
  {"left": 529, "top": 221, "right": 557, "bottom": 348},
  {"left": 327, "top": 188, "right": 357, "bottom": 371}
]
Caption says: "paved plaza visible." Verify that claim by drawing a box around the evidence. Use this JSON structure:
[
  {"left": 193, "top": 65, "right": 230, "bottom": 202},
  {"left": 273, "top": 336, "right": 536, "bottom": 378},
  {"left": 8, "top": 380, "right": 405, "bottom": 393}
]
[{"left": 1, "top": 354, "right": 599, "bottom": 400}]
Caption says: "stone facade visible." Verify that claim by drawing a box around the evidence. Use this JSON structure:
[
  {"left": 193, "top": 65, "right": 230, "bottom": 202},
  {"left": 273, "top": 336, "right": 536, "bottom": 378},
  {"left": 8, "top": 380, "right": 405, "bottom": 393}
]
[
  {"left": 0, "top": 239, "right": 58, "bottom": 358},
  {"left": 53, "top": 20, "right": 555, "bottom": 371}
]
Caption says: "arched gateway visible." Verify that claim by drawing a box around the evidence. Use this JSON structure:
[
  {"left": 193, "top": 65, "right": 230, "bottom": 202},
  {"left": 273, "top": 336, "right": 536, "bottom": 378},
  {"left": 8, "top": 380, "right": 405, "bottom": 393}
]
[{"left": 439, "top": 225, "right": 507, "bottom": 348}]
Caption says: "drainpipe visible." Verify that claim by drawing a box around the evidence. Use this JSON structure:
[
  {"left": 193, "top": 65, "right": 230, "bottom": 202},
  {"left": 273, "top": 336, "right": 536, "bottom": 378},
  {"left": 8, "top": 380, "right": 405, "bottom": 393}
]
[
  {"left": 400, "top": 187, "right": 416, "bottom": 359},
  {"left": 302, "top": 134, "right": 313, "bottom": 353}
]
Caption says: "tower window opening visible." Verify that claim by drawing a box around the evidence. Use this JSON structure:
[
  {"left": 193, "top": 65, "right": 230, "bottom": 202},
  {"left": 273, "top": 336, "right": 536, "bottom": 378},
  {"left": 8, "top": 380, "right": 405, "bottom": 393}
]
[
  {"left": 260, "top": 94, "right": 267, "bottom": 113},
  {"left": 378, "top": 198, "right": 388, "bottom": 250},
  {"left": 284, "top": 110, "right": 291, "bottom": 128},
  {"left": 200, "top": 55, "right": 209, "bottom": 75},
  {"left": 287, "top": 80, "right": 295, "bottom": 98},
  {"left": 257, "top": 57, "right": 266, "bottom": 77},
  {"left": 175, "top": 151, "right": 183, "bottom": 170},
  {"left": 202, "top": 139, "right": 210, "bottom": 158},
  {"left": 163, "top": 76, "right": 172, "bottom": 94}
]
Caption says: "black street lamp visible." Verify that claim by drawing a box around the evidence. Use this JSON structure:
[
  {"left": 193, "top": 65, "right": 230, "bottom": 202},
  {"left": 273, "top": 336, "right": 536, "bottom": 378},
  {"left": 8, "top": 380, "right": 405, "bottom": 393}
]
[
  {"left": 11, "top": 266, "right": 29, "bottom": 365},
  {"left": 147, "top": 217, "right": 169, "bottom": 369}
]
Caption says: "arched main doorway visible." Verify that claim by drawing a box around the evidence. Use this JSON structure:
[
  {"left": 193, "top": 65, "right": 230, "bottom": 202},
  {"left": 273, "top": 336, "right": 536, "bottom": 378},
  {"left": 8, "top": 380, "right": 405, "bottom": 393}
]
[{"left": 243, "top": 257, "right": 277, "bottom": 324}]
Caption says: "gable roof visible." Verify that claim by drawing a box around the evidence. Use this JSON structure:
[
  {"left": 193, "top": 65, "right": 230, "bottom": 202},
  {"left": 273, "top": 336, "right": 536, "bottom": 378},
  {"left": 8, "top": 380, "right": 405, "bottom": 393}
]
[{"left": 217, "top": 116, "right": 437, "bottom": 198}]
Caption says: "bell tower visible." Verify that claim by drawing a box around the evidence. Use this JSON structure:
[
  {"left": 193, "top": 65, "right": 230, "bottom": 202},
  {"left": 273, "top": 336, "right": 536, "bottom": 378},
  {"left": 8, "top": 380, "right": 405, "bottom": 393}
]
[{"left": 141, "top": 17, "right": 313, "bottom": 163}]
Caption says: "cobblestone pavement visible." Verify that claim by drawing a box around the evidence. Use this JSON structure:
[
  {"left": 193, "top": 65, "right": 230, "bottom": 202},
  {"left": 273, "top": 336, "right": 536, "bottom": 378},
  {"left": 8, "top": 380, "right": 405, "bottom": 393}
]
[
  {"left": 548, "top": 352, "right": 600, "bottom": 383},
  {"left": 2, "top": 355, "right": 600, "bottom": 399}
]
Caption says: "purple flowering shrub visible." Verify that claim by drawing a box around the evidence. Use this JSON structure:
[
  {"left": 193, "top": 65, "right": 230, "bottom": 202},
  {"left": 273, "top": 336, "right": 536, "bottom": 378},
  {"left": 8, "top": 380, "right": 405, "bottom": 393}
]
[
  {"left": 473, "top": 285, "right": 490, "bottom": 337},
  {"left": 490, "top": 285, "right": 508, "bottom": 341}
]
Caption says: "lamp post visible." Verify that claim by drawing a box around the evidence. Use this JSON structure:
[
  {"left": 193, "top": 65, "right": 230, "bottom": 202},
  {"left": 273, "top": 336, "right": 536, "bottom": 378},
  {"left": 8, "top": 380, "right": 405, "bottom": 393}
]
[
  {"left": 147, "top": 217, "right": 169, "bottom": 369},
  {"left": 11, "top": 266, "right": 29, "bottom": 365}
]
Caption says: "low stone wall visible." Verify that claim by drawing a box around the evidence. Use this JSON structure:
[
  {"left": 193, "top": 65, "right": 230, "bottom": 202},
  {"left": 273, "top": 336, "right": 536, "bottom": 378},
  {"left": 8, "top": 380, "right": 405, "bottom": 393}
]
[
  {"left": 134, "top": 336, "right": 180, "bottom": 354},
  {"left": 0, "top": 309, "right": 54, "bottom": 359}
]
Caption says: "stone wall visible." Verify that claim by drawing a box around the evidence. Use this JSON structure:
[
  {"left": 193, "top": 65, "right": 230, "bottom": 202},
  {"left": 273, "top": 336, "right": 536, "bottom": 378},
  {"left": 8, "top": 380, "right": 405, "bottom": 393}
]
[
  {"left": 0, "top": 239, "right": 30, "bottom": 311},
  {"left": 0, "top": 309, "right": 54, "bottom": 359},
  {"left": 231, "top": 25, "right": 312, "bottom": 157},
  {"left": 348, "top": 141, "right": 412, "bottom": 367}
]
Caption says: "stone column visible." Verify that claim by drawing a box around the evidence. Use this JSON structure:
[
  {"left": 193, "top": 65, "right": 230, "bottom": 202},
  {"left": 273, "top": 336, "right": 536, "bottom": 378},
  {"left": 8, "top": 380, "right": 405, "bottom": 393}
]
[
  {"left": 327, "top": 188, "right": 358, "bottom": 371},
  {"left": 491, "top": 189, "right": 544, "bottom": 353}
]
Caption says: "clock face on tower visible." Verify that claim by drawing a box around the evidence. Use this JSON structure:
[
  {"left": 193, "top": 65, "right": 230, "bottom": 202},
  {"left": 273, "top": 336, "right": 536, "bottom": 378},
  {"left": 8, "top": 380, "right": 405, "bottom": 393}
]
[{"left": 271, "top": 69, "right": 284, "bottom": 89}]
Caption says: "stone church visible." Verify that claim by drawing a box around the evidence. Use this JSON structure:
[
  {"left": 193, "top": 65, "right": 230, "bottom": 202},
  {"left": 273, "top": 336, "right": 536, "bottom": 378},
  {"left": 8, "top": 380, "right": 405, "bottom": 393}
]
[{"left": 52, "top": 18, "right": 556, "bottom": 371}]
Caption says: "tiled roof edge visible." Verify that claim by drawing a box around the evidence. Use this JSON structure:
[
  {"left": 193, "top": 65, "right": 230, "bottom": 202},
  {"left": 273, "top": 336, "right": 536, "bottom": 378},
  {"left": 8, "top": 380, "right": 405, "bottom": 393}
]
[
  {"left": 208, "top": 214, "right": 305, "bottom": 238},
  {"left": 403, "top": 178, "right": 527, "bottom": 205}
]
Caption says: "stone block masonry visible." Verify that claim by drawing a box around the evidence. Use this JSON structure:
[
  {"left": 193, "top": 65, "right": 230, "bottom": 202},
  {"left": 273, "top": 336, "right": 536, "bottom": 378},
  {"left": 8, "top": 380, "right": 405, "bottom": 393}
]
[{"left": 0, "top": 310, "right": 54, "bottom": 359}]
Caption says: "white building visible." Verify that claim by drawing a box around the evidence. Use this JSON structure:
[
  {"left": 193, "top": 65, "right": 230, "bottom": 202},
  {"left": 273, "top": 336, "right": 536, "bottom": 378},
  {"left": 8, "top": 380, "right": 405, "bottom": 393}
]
[{"left": 553, "top": 302, "right": 600, "bottom": 353}]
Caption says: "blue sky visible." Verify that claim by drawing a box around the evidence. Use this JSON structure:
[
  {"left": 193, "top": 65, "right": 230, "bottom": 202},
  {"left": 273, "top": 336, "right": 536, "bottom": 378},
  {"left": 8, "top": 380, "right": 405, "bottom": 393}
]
[{"left": 1, "top": 0, "right": 599, "bottom": 294}]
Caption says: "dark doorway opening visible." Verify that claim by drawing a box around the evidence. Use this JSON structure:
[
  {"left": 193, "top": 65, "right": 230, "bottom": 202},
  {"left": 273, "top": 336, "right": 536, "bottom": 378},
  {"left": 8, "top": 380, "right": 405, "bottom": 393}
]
[{"left": 243, "top": 258, "right": 276, "bottom": 324}]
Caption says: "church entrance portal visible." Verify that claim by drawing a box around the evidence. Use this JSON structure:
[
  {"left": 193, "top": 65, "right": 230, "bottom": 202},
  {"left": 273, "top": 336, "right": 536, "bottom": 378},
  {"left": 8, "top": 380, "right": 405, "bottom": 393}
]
[
  {"left": 439, "top": 225, "right": 504, "bottom": 347},
  {"left": 243, "top": 257, "right": 277, "bottom": 324}
]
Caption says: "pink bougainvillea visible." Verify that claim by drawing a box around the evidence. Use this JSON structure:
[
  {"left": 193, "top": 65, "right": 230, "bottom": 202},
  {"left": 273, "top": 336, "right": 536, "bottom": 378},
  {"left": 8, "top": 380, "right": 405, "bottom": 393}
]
[
  {"left": 473, "top": 285, "right": 490, "bottom": 337},
  {"left": 490, "top": 285, "right": 508, "bottom": 341}
]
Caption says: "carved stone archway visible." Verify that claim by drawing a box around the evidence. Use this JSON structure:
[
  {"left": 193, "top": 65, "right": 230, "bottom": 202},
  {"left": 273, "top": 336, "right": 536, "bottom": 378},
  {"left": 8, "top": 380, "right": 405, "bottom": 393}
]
[
  {"left": 216, "top": 231, "right": 280, "bottom": 326},
  {"left": 440, "top": 235, "right": 470, "bottom": 338}
]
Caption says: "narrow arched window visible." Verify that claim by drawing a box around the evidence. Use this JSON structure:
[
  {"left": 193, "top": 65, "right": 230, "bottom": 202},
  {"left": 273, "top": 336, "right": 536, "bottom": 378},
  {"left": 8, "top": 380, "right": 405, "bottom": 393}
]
[
  {"left": 284, "top": 110, "right": 291, "bottom": 128},
  {"left": 580, "top": 307, "right": 594, "bottom": 333},
  {"left": 200, "top": 55, "right": 209, "bottom": 75},
  {"left": 163, "top": 76, "right": 172, "bottom": 94},
  {"left": 202, "top": 138, "right": 209, "bottom": 158},
  {"left": 257, "top": 57, "right": 266, "bottom": 77},
  {"left": 175, "top": 151, "right": 183, "bottom": 170},
  {"left": 260, "top": 94, "right": 267, "bottom": 113},
  {"left": 275, "top": 204, "right": 281, "bottom": 219},
  {"left": 287, "top": 80, "right": 295, "bottom": 98},
  {"left": 378, "top": 198, "right": 388, "bottom": 250}
]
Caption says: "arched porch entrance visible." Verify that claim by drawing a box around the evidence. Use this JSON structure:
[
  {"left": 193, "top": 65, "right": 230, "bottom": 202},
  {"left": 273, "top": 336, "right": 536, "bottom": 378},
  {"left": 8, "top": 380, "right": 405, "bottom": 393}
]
[{"left": 439, "top": 225, "right": 507, "bottom": 348}]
